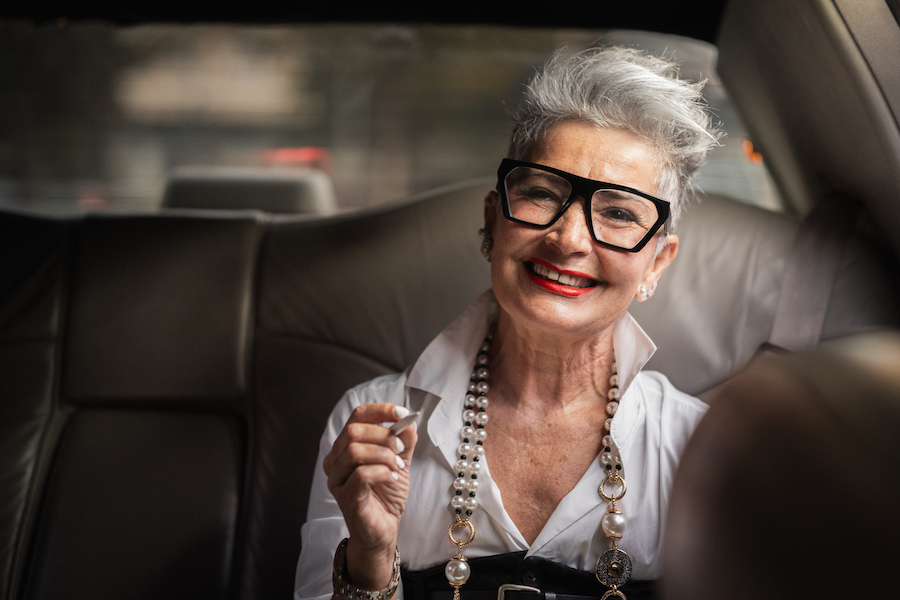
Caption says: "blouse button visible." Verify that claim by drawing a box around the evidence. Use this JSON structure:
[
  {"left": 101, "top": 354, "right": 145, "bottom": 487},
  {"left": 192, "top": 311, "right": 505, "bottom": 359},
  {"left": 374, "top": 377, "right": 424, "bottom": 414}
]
[{"left": 521, "top": 569, "right": 540, "bottom": 586}]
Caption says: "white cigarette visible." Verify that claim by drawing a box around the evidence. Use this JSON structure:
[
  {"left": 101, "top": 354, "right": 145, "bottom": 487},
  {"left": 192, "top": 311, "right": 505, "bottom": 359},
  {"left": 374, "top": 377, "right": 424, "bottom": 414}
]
[{"left": 389, "top": 411, "right": 420, "bottom": 435}]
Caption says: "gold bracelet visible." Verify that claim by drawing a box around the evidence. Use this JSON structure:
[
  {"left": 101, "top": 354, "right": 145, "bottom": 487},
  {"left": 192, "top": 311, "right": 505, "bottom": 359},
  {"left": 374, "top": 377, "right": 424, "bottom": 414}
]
[{"left": 332, "top": 538, "right": 401, "bottom": 600}]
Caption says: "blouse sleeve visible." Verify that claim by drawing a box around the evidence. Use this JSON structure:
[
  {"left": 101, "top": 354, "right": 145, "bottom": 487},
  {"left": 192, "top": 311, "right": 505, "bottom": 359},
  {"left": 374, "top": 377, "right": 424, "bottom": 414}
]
[{"left": 294, "top": 374, "right": 410, "bottom": 600}]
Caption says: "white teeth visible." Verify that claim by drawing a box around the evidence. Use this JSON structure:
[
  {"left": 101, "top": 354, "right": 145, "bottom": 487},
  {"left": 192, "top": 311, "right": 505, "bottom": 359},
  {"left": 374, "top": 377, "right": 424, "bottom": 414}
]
[
  {"left": 530, "top": 262, "right": 593, "bottom": 288},
  {"left": 533, "top": 262, "right": 559, "bottom": 281}
]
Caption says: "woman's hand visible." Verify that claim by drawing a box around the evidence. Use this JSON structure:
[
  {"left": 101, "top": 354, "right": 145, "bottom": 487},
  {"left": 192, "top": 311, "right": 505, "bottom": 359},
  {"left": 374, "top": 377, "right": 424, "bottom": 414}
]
[{"left": 323, "top": 403, "right": 418, "bottom": 590}]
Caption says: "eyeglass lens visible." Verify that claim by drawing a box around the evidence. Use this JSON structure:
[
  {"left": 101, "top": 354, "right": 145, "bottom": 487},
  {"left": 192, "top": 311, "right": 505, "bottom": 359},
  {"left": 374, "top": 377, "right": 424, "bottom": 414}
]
[{"left": 504, "top": 166, "right": 660, "bottom": 249}]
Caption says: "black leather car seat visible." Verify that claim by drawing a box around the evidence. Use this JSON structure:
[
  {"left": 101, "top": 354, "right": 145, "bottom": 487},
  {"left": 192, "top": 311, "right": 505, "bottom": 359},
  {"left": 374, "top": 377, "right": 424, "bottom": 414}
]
[{"left": 1, "top": 178, "right": 898, "bottom": 600}]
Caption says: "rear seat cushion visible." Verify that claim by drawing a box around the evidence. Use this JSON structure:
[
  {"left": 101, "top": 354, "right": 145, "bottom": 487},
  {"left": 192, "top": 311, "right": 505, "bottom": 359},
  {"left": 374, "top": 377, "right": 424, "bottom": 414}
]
[{"left": 24, "top": 411, "right": 242, "bottom": 600}]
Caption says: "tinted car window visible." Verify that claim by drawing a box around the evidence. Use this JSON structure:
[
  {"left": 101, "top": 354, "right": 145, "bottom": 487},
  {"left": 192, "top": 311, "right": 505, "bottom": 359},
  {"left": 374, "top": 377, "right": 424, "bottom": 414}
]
[{"left": 0, "top": 21, "right": 782, "bottom": 214}]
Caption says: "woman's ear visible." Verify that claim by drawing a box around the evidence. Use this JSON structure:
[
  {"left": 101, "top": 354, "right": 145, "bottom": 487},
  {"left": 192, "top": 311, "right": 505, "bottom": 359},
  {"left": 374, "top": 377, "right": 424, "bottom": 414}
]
[
  {"left": 481, "top": 191, "right": 500, "bottom": 262},
  {"left": 483, "top": 190, "right": 499, "bottom": 231},
  {"left": 634, "top": 233, "right": 679, "bottom": 302}
]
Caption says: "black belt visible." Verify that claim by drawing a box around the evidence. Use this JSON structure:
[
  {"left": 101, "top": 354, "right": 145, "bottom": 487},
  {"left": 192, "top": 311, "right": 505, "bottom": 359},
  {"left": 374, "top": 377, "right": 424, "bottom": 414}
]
[
  {"left": 426, "top": 588, "right": 644, "bottom": 600},
  {"left": 401, "top": 552, "right": 657, "bottom": 600}
]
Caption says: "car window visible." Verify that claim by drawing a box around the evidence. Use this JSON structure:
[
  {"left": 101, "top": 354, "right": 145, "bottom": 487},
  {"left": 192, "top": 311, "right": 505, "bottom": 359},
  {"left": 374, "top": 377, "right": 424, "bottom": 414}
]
[{"left": 0, "top": 20, "right": 783, "bottom": 215}]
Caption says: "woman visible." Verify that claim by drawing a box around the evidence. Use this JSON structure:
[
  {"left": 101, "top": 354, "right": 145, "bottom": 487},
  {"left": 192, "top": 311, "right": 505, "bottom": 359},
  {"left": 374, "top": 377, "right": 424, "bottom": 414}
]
[{"left": 295, "top": 45, "right": 719, "bottom": 600}]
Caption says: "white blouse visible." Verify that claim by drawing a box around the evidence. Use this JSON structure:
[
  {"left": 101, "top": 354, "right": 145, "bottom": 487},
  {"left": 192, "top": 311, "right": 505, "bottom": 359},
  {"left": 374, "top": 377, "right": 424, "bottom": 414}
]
[{"left": 295, "top": 290, "right": 707, "bottom": 600}]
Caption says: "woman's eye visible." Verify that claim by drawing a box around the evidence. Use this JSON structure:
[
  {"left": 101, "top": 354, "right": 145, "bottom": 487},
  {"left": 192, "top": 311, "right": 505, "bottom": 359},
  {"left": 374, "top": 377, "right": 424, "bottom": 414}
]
[
  {"left": 510, "top": 184, "right": 565, "bottom": 206},
  {"left": 522, "top": 186, "right": 563, "bottom": 202},
  {"left": 599, "top": 207, "right": 637, "bottom": 223}
]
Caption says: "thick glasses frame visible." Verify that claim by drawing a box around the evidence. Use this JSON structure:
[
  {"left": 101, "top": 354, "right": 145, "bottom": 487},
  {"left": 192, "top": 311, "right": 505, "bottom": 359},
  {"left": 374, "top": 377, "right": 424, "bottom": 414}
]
[{"left": 496, "top": 158, "right": 670, "bottom": 252}]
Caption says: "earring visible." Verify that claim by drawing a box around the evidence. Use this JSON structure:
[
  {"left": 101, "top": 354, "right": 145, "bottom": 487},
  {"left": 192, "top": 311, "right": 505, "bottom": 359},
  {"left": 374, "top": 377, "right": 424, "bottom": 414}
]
[
  {"left": 479, "top": 227, "right": 493, "bottom": 262},
  {"left": 640, "top": 282, "right": 658, "bottom": 300}
]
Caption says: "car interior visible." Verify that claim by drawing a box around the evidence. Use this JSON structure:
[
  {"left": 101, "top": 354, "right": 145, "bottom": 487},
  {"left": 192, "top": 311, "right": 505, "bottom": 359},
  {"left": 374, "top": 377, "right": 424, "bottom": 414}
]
[{"left": 2, "top": 1, "right": 900, "bottom": 599}]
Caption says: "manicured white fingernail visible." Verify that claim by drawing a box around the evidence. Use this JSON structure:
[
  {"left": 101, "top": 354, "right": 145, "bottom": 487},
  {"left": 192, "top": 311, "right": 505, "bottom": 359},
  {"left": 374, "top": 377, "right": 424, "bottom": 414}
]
[
  {"left": 395, "top": 438, "right": 405, "bottom": 453},
  {"left": 394, "top": 406, "right": 410, "bottom": 419},
  {"left": 395, "top": 455, "right": 405, "bottom": 470},
  {"left": 391, "top": 471, "right": 400, "bottom": 481}
]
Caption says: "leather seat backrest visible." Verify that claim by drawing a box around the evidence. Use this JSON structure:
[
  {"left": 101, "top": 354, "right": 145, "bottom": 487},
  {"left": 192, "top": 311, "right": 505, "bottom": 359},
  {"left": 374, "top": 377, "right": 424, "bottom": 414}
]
[
  {"left": 246, "top": 181, "right": 493, "bottom": 597},
  {"left": 630, "top": 193, "right": 900, "bottom": 397},
  {"left": 1, "top": 211, "right": 263, "bottom": 600},
  {"left": 0, "top": 212, "right": 71, "bottom": 600},
  {"left": 2, "top": 175, "right": 898, "bottom": 600}
]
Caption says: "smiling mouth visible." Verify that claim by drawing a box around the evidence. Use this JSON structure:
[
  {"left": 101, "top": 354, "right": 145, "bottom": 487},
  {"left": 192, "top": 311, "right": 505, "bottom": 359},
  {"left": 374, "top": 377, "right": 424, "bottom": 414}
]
[{"left": 526, "top": 259, "right": 599, "bottom": 294}]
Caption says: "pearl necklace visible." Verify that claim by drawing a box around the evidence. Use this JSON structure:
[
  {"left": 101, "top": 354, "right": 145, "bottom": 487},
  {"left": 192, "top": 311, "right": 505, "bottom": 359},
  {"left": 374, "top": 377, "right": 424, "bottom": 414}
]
[
  {"left": 596, "top": 355, "right": 632, "bottom": 600},
  {"left": 444, "top": 336, "right": 629, "bottom": 600},
  {"left": 444, "top": 330, "right": 492, "bottom": 600}
]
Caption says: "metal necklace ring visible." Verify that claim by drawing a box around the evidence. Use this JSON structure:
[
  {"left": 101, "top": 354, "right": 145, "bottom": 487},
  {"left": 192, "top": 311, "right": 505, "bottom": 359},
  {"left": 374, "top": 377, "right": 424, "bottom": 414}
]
[
  {"left": 598, "top": 472, "right": 627, "bottom": 502},
  {"left": 448, "top": 516, "right": 476, "bottom": 549}
]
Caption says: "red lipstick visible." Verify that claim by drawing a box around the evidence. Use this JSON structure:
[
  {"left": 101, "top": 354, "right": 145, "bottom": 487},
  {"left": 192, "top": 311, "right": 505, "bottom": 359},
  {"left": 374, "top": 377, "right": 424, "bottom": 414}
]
[{"left": 526, "top": 258, "right": 597, "bottom": 297}]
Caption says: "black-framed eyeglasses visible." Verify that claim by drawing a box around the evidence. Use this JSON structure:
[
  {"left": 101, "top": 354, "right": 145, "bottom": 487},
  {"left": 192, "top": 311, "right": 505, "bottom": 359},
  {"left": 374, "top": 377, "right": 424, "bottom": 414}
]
[{"left": 496, "top": 158, "right": 670, "bottom": 252}]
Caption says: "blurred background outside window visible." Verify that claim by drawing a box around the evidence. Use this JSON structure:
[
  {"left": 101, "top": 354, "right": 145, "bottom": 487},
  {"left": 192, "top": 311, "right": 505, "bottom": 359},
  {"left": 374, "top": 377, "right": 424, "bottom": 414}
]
[{"left": 0, "top": 20, "right": 782, "bottom": 216}]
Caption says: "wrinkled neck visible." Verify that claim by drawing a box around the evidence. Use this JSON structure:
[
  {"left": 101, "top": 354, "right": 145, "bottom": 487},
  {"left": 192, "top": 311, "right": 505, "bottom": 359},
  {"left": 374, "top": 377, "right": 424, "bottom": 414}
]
[{"left": 488, "top": 308, "right": 616, "bottom": 411}]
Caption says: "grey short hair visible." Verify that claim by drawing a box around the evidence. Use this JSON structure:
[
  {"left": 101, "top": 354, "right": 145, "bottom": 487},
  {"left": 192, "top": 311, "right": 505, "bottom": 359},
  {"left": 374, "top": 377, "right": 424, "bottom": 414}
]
[{"left": 508, "top": 45, "right": 721, "bottom": 228}]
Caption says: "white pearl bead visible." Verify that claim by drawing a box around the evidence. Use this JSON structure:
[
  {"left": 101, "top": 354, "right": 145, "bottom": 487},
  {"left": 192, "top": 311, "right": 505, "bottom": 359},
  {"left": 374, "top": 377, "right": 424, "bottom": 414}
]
[
  {"left": 454, "top": 477, "right": 467, "bottom": 491},
  {"left": 600, "top": 452, "right": 612, "bottom": 465},
  {"left": 468, "top": 461, "right": 483, "bottom": 475},
  {"left": 474, "top": 412, "right": 489, "bottom": 426},
  {"left": 468, "top": 381, "right": 477, "bottom": 393},
  {"left": 604, "top": 418, "right": 613, "bottom": 432},
  {"left": 606, "top": 401, "right": 619, "bottom": 415},
  {"left": 450, "top": 495, "right": 464, "bottom": 509},
  {"left": 466, "top": 479, "right": 479, "bottom": 493},
  {"left": 602, "top": 435, "right": 613, "bottom": 448},
  {"left": 477, "top": 353, "right": 489, "bottom": 366},
  {"left": 460, "top": 426, "right": 475, "bottom": 441},
  {"left": 455, "top": 459, "right": 469, "bottom": 474},
  {"left": 601, "top": 511, "right": 627, "bottom": 539},
  {"left": 464, "top": 394, "right": 476, "bottom": 408},
  {"left": 473, "top": 445, "right": 485, "bottom": 457},
  {"left": 463, "top": 497, "right": 478, "bottom": 511},
  {"left": 480, "top": 342, "right": 491, "bottom": 353},
  {"left": 475, "top": 396, "right": 489, "bottom": 410},
  {"left": 608, "top": 387, "right": 620, "bottom": 400},
  {"left": 475, "top": 381, "right": 489, "bottom": 394},
  {"left": 474, "top": 429, "right": 487, "bottom": 442},
  {"left": 446, "top": 558, "right": 471, "bottom": 584},
  {"left": 476, "top": 367, "right": 489, "bottom": 381},
  {"left": 462, "top": 410, "right": 476, "bottom": 424},
  {"left": 609, "top": 373, "right": 618, "bottom": 386},
  {"left": 458, "top": 443, "right": 472, "bottom": 457}
]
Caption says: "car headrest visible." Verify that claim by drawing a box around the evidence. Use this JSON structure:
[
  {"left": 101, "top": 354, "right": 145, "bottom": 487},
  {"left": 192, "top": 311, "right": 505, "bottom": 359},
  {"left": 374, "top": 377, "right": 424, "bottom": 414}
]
[{"left": 163, "top": 167, "right": 337, "bottom": 215}]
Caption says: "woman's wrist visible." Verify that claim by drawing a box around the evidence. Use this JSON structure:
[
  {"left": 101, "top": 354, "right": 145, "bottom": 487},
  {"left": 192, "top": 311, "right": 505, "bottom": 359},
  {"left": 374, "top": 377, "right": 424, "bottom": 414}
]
[{"left": 333, "top": 538, "right": 400, "bottom": 599}]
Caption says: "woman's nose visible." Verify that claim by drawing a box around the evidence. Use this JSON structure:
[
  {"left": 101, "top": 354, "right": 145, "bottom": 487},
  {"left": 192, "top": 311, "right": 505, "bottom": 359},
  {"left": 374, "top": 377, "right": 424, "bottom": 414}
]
[{"left": 547, "top": 198, "right": 593, "bottom": 253}]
